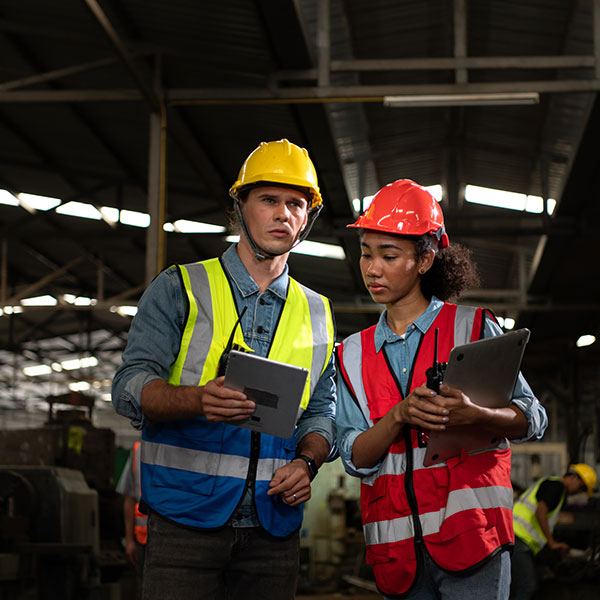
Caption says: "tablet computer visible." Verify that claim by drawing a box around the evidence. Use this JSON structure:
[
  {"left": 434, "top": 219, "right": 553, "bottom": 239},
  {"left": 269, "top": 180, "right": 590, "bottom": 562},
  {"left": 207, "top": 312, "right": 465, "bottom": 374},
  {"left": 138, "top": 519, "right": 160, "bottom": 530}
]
[
  {"left": 223, "top": 350, "right": 309, "bottom": 439},
  {"left": 423, "top": 328, "right": 530, "bottom": 466}
]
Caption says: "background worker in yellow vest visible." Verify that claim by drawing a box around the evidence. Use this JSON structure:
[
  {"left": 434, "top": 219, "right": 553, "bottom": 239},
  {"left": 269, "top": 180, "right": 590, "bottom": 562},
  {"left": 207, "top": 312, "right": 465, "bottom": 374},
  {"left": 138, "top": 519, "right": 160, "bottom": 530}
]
[
  {"left": 511, "top": 463, "right": 597, "bottom": 600},
  {"left": 111, "top": 139, "right": 336, "bottom": 600}
]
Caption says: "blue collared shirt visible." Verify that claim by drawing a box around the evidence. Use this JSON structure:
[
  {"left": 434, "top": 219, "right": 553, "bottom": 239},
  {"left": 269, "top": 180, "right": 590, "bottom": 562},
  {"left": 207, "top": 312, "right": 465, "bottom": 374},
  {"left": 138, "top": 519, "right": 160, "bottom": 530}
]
[
  {"left": 112, "top": 244, "right": 336, "bottom": 525},
  {"left": 336, "top": 296, "right": 548, "bottom": 478}
]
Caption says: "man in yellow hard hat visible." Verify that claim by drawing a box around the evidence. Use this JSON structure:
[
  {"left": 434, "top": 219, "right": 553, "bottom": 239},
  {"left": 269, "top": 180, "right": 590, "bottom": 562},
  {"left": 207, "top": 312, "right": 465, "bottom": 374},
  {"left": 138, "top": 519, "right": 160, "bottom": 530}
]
[
  {"left": 511, "top": 463, "right": 597, "bottom": 599},
  {"left": 112, "top": 139, "right": 336, "bottom": 600}
]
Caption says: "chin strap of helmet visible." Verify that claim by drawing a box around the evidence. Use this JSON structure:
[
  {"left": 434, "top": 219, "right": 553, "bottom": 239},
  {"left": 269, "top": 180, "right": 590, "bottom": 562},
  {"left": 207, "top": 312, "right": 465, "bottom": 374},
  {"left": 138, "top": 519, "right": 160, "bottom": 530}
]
[{"left": 234, "top": 200, "right": 323, "bottom": 262}]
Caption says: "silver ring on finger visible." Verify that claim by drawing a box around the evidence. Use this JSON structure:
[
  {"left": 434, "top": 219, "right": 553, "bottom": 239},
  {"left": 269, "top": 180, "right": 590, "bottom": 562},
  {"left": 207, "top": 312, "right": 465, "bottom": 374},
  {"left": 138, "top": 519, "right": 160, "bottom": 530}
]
[{"left": 293, "top": 493, "right": 297, "bottom": 501}]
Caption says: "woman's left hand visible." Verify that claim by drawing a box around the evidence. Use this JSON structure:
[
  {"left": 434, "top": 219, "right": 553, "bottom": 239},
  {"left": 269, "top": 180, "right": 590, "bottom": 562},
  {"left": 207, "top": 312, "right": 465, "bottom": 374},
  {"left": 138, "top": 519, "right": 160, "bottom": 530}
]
[{"left": 432, "top": 383, "right": 483, "bottom": 427}]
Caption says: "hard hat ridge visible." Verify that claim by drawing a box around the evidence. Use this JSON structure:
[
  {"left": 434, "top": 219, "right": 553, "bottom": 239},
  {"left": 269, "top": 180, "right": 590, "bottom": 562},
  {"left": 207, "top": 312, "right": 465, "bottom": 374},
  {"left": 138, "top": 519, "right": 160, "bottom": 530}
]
[{"left": 348, "top": 179, "right": 449, "bottom": 248}]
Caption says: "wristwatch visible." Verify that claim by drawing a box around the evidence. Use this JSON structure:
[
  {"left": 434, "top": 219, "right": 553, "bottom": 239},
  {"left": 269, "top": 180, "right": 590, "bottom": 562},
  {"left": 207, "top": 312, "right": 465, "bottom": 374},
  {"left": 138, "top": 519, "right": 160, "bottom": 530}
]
[{"left": 295, "top": 454, "right": 318, "bottom": 481}]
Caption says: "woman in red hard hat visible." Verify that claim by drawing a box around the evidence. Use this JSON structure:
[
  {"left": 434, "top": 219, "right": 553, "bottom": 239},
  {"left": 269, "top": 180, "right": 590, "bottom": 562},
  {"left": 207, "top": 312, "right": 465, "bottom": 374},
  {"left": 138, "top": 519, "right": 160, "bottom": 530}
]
[{"left": 335, "top": 180, "right": 548, "bottom": 599}]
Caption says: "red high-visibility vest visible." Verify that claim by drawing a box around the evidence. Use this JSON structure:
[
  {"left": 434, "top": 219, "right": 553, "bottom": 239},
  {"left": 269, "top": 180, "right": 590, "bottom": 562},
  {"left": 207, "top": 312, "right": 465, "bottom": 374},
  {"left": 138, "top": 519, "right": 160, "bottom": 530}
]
[
  {"left": 337, "top": 303, "right": 514, "bottom": 596},
  {"left": 131, "top": 441, "right": 147, "bottom": 545}
]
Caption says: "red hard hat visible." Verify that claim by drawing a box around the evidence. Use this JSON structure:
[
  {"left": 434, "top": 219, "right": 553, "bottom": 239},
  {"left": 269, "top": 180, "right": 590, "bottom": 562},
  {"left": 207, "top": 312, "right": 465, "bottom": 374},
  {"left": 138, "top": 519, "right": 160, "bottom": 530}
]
[{"left": 348, "top": 179, "right": 449, "bottom": 248}]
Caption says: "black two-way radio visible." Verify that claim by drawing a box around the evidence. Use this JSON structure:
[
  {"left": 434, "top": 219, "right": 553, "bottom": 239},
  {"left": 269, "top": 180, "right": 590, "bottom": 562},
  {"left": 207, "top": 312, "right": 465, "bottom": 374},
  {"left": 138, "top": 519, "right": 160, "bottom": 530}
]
[{"left": 425, "top": 327, "right": 447, "bottom": 393}]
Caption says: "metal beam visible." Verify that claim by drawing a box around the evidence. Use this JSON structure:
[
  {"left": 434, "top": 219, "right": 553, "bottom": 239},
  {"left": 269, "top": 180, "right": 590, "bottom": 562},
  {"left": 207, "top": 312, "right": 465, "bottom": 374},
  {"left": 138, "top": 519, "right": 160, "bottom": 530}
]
[
  {"left": 6, "top": 255, "right": 87, "bottom": 305},
  {"left": 317, "top": 0, "right": 331, "bottom": 87},
  {"left": 453, "top": 0, "right": 468, "bottom": 84},
  {"left": 2, "top": 78, "right": 600, "bottom": 104},
  {"left": 277, "top": 55, "right": 597, "bottom": 76},
  {"left": 0, "top": 55, "right": 139, "bottom": 92},
  {"left": 83, "top": 0, "right": 161, "bottom": 113}
]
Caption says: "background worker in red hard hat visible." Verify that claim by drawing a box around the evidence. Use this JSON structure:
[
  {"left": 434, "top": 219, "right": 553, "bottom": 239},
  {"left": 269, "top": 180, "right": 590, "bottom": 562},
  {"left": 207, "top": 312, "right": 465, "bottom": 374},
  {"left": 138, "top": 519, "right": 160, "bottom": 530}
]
[
  {"left": 112, "top": 139, "right": 336, "bottom": 600},
  {"left": 335, "top": 179, "right": 548, "bottom": 599},
  {"left": 511, "top": 462, "right": 597, "bottom": 600}
]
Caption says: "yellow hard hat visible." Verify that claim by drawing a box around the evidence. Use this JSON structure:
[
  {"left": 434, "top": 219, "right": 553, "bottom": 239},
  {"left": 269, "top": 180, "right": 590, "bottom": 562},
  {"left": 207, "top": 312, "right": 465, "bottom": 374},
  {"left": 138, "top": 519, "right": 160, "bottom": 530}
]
[
  {"left": 229, "top": 139, "right": 322, "bottom": 209},
  {"left": 569, "top": 463, "right": 597, "bottom": 497}
]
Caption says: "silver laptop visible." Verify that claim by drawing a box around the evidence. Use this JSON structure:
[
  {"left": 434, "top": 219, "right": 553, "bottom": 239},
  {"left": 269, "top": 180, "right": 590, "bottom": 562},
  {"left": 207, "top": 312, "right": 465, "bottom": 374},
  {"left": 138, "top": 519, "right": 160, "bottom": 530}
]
[
  {"left": 224, "top": 350, "right": 309, "bottom": 439},
  {"left": 423, "top": 328, "right": 530, "bottom": 466}
]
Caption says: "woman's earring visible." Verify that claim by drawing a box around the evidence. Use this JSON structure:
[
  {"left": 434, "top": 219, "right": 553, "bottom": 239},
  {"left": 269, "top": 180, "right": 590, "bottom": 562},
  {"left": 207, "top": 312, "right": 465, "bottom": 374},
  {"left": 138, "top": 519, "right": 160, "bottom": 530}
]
[{"left": 419, "top": 268, "right": 425, "bottom": 274}]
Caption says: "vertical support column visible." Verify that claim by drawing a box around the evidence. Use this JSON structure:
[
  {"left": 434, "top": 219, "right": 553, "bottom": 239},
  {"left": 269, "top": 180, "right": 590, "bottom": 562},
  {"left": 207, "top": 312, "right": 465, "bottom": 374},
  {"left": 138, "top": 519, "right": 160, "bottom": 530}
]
[
  {"left": 97, "top": 258, "right": 105, "bottom": 302},
  {"left": 145, "top": 58, "right": 167, "bottom": 286},
  {"left": 1, "top": 238, "right": 7, "bottom": 307},
  {"left": 453, "top": 0, "right": 468, "bottom": 84},
  {"left": 317, "top": 0, "right": 331, "bottom": 87},
  {"left": 518, "top": 248, "right": 528, "bottom": 307},
  {"left": 594, "top": 0, "right": 600, "bottom": 80}
]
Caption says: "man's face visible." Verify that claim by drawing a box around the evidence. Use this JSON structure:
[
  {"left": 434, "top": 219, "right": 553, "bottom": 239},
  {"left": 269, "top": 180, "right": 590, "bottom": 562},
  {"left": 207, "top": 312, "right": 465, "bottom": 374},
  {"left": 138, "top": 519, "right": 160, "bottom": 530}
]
[{"left": 240, "top": 186, "right": 309, "bottom": 256}]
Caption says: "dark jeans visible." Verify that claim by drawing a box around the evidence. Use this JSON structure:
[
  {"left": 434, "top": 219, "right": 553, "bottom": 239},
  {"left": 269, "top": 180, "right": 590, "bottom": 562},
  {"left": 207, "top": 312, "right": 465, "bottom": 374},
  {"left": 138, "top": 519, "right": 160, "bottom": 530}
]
[
  {"left": 510, "top": 537, "right": 538, "bottom": 600},
  {"left": 142, "top": 512, "right": 299, "bottom": 600}
]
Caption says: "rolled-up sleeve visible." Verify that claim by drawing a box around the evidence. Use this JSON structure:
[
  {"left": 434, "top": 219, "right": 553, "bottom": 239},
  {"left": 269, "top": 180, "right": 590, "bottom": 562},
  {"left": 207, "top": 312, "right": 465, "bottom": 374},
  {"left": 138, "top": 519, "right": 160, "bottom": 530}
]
[
  {"left": 335, "top": 377, "right": 381, "bottom": 478},
  {"left": 111, "top": 268, "right": 185, "bottom": 429},
  {"left": 484, "top": 317, "right": 548, "bottom": 443},
  {"left": 295, "top": 354, "right": 336, "bottom": 450}
]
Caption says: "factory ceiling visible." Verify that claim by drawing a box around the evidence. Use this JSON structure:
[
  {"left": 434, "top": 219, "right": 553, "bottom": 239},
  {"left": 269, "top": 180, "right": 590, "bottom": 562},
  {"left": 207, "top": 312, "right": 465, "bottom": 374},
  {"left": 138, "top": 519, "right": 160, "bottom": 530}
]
[{"left": 0, "top": 0, "right": 599, "bottom": 447}]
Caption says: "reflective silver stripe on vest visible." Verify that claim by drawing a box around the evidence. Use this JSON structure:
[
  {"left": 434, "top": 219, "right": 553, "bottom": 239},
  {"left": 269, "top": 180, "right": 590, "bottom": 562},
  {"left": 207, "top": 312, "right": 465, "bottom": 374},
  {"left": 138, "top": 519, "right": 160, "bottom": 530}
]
[
  {"left": 135, "top": 516, "right": 148, "bottom": 526},
  {"left": 341, "top": 332, "right": 373, "bottom": 426},
  {"left": 364, "top": 485, "right": 513, "bottom": 546},
  {"left": 299, "top": 282, "right": 330, "bottom": 390},
  {"left": 454, "top": 305, "right": 478, "bottom": 344},
  {"left": 362, "top": 447, "right": 429, "bottom": 486},
  {"left": 178, "top": 263, "right": 213, "bottom": 385},
  {"left": 513, "top": 513, "right": 546, "bottom": 548},
  {"left": 142, "top": 440, "right": 288, "bottom": 481},
  {"left": 361, "top": 440, "right": 508, "bottom": 487}
]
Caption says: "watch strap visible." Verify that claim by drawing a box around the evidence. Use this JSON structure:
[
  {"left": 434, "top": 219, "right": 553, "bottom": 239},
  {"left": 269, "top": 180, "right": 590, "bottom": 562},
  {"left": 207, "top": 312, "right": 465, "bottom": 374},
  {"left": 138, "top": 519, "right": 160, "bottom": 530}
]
[{"left": 295, "top": 454, "right": 318, "bottom": 481}]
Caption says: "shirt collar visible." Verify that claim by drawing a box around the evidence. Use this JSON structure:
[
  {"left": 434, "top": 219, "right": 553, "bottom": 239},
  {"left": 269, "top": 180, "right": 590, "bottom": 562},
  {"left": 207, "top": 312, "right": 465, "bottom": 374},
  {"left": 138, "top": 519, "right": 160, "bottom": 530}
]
[
  {"left": 221, "top": 244, "right": 289, "bottom": 300},
  {"left": 374, "top": 296, "right": 445, "bottom": 352}
]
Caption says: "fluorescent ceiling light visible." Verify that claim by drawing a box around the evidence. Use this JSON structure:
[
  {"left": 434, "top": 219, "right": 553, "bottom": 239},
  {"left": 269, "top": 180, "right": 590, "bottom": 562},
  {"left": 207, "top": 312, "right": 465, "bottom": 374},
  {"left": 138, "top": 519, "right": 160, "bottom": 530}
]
[
  {"left": 425, "top": 185, "right": 443, "bottom": 202},
  {"left": 497, "top": 316, "right": 515, "bottom": 330},
  {"left": 0, "top": 305, "right": 23, "bottom": 316},
  {"left": 56, "top": 201, "right": 101, "bottom": 220},
  {"left": 224, "top": 236, "right": 346, "bottom": 260},
  {"left": 294, "top": 240, "right": 346, "bottom": 260},
  {"left": 164, "top": 219, "right": 227, "bottom": 234},
  {"left": 23, "top": 364, "right": 53, "bottom": 377},
  {"left": 0, "top": 189, "right": 19, "bottom": 206},
  {"left": 20, "top": 295, "right": 58, "bottom": 306},
  {"left": 61, "top": 356, "right": 98, "bottom": 371},
  {"left": 119, "top": 209, "right": 150, "bottom": 228},
  {"left": 576, "top": 335, "right": 596, "bottom": 348},
  {"left": 352, "top": 194, "right": 375, "bottom": 213},
  {"left": 110, "top": 305, "right": 138, "bottom": 317},
  {"left": 383, "top": 92, "right": 539, "bottom": 108},
  {"left": 69, "top": 381, "right": 91, "bottom": 392},
  {"left": 63, "top": 294, "right": 96, "bottom": 306},
  {"left": 465, "top": 185, "right": 555, "bottom": 214},
  {"left": 100, "top": 206, "right": 120, "bottom": 222},
  {"left": 18, "top": 192, "right": 62, "bottom": 211}
]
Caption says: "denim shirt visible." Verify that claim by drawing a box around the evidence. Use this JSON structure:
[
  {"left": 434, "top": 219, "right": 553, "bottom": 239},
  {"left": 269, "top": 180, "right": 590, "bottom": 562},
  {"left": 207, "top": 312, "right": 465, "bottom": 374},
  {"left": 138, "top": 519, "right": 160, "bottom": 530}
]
[
  {"left": 112, "top": 244, "right": 336, "bottom": 525},
  {"left": 336, "top": 296, "right": 548, "bottom": 478}
]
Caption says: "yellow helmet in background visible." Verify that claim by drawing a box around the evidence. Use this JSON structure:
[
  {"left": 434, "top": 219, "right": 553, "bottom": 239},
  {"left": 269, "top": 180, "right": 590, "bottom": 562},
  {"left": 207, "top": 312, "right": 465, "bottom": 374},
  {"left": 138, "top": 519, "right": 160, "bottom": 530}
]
[
  {"left": 569, "top": 463, "right": 597, "bottom": 497},
  {"left": 229, "top": 139, "right": 323, "bottom": 210}
]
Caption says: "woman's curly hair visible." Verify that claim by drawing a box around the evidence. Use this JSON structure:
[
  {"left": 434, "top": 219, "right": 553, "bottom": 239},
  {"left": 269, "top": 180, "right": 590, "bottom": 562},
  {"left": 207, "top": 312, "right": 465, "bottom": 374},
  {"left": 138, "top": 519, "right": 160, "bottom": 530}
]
[{"left": 414, "top": 236, "right": 480, "bottom": 301}]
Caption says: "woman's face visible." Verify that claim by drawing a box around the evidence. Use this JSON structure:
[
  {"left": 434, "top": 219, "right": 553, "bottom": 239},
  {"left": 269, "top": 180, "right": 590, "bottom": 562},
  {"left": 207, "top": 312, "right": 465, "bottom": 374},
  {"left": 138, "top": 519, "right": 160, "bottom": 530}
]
[{"left": 359, "top": 231, "right": 432, "bottom": 306}]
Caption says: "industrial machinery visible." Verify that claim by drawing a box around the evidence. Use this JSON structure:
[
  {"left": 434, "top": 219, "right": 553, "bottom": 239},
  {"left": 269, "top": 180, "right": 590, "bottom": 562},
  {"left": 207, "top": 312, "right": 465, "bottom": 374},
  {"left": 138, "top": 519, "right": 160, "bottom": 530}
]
[{"left": 0, "top": 398, "right": 131, "bottom": 599}]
